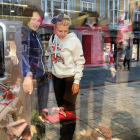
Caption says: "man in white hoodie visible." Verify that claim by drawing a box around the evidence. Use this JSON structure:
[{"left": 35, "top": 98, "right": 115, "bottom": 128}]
[{"left": 48, "top": 13, "right": 85, "bottom": 140}]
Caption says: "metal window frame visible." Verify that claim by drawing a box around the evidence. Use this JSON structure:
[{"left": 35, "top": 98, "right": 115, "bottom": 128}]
[
  {"left": 41, "top": 0, "right": 70, "bottom": 18},
  {"left": 108, "top": 0, "right": 129, "bottom": 29},
  {"left": 100, "top": 0, "right": 105, "bottom": 17},
  {"left": 81, "top": 0, "right": 96, "bottom": 11}
]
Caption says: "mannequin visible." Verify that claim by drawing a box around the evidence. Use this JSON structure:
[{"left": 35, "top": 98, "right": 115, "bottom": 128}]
[{"left": 75, "top": 11, "right": 111, "bottom": 65}]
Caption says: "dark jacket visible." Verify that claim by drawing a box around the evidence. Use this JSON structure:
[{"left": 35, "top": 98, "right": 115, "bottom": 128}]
[
  {"left": 14, "top": 23, "right": 47, "bottom": 79},
  {"left": 125, "top": 49, "right": 130, "bottom": 60}
]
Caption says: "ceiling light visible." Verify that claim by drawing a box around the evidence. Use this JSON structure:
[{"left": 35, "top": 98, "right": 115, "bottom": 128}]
[{"left": 10, "top": 10, "right": 14, "bottom": 12}]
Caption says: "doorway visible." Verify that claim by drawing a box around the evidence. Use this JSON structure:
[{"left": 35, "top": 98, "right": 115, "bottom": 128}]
[{"left": 132, "top": 39, "right": 139, "bottom": 61}]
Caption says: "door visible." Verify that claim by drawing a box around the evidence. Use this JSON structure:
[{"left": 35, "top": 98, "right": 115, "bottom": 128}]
[
  {"left": 132, "top": 39, "right": 139, "bottom": 61},
  {"left": 82, "top": 35, "right": 92, "bottom": 64}
]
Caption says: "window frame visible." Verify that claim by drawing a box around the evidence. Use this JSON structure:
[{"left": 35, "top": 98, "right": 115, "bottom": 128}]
[
  {"left": 108, "top": 0, "right": 129, "bottom": 29},
  {"left": 100, "top": 0, "right": 105, "bottom": 18},
  {"left": 81, "top": 0, "right": 96, "bottom": 12},
  {"left": 41, "top": 0, "right": 70, "bottom": 19}
]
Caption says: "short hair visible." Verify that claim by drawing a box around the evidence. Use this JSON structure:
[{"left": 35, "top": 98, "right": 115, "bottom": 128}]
[
  {"left": 86, "top": 11, "right": 99, "bottom": 18},
  {"left": 82, "top": 11, "right": 99, "bottom": 26},
  {"left": 22, "top": 5, "right": 44, "bottom": 26},
  {"left": 56, "top": 14, "right": 71, "bottom": 26}
]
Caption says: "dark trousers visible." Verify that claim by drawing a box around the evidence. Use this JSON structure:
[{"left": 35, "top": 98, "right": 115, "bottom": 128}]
[
  {"left": 52, "top": 75, "right": 78, "bottom": 140},
  {"left": 37, "top": 77, "right": 49, "bottom": 115},
  {"left": 123, "top": 58, "right": 130, "bottom": 70}
]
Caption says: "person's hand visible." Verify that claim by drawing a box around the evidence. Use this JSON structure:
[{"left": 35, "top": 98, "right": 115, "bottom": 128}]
[
  {"left": 72, "top": 83, "right": 79, "bottom": 95},
  {"left": 48, "top": 72, "right": 52, "bottom": 79},
  {"left": 23, "top": 77, "right": 33, "bottom": 94}
]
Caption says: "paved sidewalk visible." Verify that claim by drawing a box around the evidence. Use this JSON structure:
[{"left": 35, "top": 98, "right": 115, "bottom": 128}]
[
  {"left": 1, "top": 61, "right": 140, "bottom": 139},
  {"left": 47, "top": 81, "right": 140, "bottom": 140},
  {"left": 83, "top": 61, "right": 140, "bottom": 71},
  {"left": 81, "top": 61, "right": 140, "bottom": 89},
  {"left": 45, "top": 61, "right": 140, "bottom": 139}
]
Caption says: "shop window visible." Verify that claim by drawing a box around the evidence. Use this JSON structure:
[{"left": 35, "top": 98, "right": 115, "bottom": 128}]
[{"left": 3, "top": 4, "right": 10, "bottom": 15}]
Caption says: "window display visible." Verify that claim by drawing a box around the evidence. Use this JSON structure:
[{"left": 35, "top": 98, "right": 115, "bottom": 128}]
[{"left": 0, "top": 1, "right": 140, "bottom": 140}]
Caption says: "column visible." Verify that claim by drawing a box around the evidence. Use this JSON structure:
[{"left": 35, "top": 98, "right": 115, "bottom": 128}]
[
  {"left": 9, "top": 0, "right": 12, "bottom": 16},
  {"left": 73, "top": 0, "right": 76, "bottom": 11},
  {"left": 0, "top": 0, "right": 3, "bottom": 17},
  {"left": 45, "top": 0, "right": 48, "bottom": 13},
  {"left": 108, "top": 0, "right": 110, "bottom": 22},
  {"left": 18, "top": 0, "right": 21, "bottom": 4},
  {"left": 41, "top": 0, "right": 43, "bottom": 10},
  {"left": 113, "top": 0, "right": 115, "bottom": 29},
  {"left": 67, "top": 0, "right": 69, "bottom": 15},
  {"left": 80, "top": 0, "right": 83, "bottom": 11},
  {"left": 124, "top": 0, "right": 126, "bottom": 12},
  {"left": 127, "top": 0, "right": 129, "bottom": 19},
  {"left": 61, "top": 0, "right": 64, "bottom": 11},
  {"left": 44, "top": 0, "right": 47, "bottom": 21},
  {"left": 51, "top": 0, "right": 54, "bottom": 17}
]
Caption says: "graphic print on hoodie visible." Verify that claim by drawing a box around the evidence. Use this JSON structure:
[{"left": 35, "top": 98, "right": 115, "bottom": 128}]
[{"left": 51, "top": 41, "right": 64, "bottom": 64}]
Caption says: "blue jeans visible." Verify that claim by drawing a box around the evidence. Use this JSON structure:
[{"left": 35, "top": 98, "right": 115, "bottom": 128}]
[{"left": 37, "top": 77, "right": 49, "bottom": 114}]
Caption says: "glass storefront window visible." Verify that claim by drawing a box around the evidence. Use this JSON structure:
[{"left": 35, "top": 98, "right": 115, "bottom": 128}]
[{"left": 1, "top": 1, "right": 140, "bottom": 140}]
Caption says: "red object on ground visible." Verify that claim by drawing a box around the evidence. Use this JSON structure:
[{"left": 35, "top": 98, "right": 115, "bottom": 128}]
[
  {"left": 45, "top": 106, "right": 79, "bottom": 124},
  {"left": 46, "top": 110, "right": 79, "bottom": 124}
]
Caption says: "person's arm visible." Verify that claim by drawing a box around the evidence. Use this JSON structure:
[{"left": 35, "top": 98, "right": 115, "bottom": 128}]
[
  {"left": 72, "top": 38, "right": 85, "bottom": 94},
  {"left": 48, "top": 35, "right": 53, "bottom": 79},
  {"left": 15, "top": 29, "right": 33, "bottom": 94}
]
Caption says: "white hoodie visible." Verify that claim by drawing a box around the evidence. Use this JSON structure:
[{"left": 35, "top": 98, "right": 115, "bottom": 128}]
[{"left": 48, "top": 32, "right": 85, "bottom": 84}]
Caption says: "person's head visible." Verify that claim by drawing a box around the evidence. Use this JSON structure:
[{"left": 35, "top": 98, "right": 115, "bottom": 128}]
[
  {"left": 125, "top": 46, "right": 129, "bottom": 50},
  {"left": 82, "top": 11, "right": 99, "bottom": 26},
  {"left": 51, "top": 13, "right": 71, "bottom": 39},
  {"left": 23, "top": 5, "right": 44, "bottom": 31},
  {"left": 118, "top": 41, "right": 123, "bottom": 48}
]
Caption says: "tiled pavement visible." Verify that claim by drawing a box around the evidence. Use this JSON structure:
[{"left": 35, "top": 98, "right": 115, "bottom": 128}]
[
  {"left": 45, "top": 62, "right": 140, "bottom": 139},
  {"left": 46, "top": 81, "right": 140, "bottom": 140},
  {"left": 1, "top": 61, "right": 140, "bottom": 140}
]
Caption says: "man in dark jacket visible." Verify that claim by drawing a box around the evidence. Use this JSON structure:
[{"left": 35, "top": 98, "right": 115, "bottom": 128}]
[
  {"left": 14, "top": 5, "right": 49, "bottom": 125},
  {"left": 123, "top": 46, "right": 130, "bottom": 71}
]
